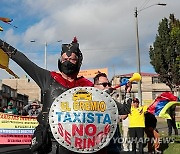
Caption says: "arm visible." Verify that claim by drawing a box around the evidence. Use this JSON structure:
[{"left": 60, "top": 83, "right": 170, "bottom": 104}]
[
  {"left": 12, "top": 51, "right": 51, "bottom": 90},
  {"left": 23, "top": 104, "right": 31, "bottom": 111},
  {"left": 116, "top": 95, "right": 132, "bottom": 115},
  {"left": 0, "top": 39, "right": 51, "bottom": 91},
  {"left": 115, "top": 82, "right": 132, "bottom": 115},
  {"left": 120, "top": 114, "right": 128, "bottom": 120}
]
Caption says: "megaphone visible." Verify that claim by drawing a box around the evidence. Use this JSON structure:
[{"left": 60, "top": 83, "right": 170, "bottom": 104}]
[
  {"left": 114, "top": 73, "right": 141, "bottom": 89},
  {"left": 129, "top": 72, "right": 141, "bottom": 82}
]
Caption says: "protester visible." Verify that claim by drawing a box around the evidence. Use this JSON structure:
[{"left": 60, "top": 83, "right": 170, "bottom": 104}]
[
  {"left": 4, "top": 102, "right": 18, "bottom": 115},
  {"left": 0, "top": 37, "right": 111, "bottom": 154},
  {"left": 28, "top": 101, "right": 41, "bottom": 117},
  {"left": 128, "top": 98, "right": 147, "bottom": 154},
  {"left": 166, "top": 105, "right": 178, "bottom": 136},
  {"left": 145, "top": 111, "right": 160, "bottom": 154},
  {"left": 23, "top": 101, "right": 41, "bottom": 116},
  {"left": 94, "top": 72, "right": 132, "bottom": 154},
  {"left": 121, "top": 115, "right": 130, "bottom": 152}
]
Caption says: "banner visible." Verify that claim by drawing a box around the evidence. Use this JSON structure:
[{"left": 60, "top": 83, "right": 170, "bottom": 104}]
[
  {"left": 49, "top": 87, "right": 118, "bottom": 153},
  {"left": 0, "top": 113, "right": 38, "bottom": 144},
  {"left": 78, "top": 68, "right": 108, "bottom": 78}
]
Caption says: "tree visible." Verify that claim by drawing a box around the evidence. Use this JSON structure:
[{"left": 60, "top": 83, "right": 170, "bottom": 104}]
[{"left": 149, "top": 14, "right": 180, "bottom": 92}]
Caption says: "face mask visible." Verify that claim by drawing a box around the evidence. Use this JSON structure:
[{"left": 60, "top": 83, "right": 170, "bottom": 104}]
[{"left": 60, "top": 61, "right": 79, "bottom": 75}]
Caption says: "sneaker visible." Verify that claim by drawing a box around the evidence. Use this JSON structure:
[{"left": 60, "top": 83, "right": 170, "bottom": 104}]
[
  {"left": 155, "top": 149, "right": 162, "bottom": 154},
  {"left": 123, "top": 148, "right": 129, "bottom": 152}
]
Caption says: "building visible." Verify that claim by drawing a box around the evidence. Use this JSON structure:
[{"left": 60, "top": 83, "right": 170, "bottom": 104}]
[
  {"left": 0, "top": 80, "right": 28, "bottom": 108},
  {"left": 2, "top": 75, "right": 41, "bottom": 102}
]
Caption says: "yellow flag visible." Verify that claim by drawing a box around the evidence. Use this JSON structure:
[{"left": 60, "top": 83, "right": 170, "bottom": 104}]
[
  {"left": 0, "top": 49, "right": 19, "bottom": 78},
  {"left": 0, "top": 49, "right": 9, "bottom": 67}
]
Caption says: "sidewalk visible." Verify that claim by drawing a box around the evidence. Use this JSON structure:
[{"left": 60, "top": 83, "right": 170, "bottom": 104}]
[
  {"left": 156, "top": 117, "right": 168, "bottom": 135},
  {"left": 156, "top": 117, "right": 180, "bottom": 135}
]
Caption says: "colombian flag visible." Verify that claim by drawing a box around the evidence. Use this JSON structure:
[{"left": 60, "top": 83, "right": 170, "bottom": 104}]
[{"left": 148, "top": 92, "right": 180, "bottom": 119}]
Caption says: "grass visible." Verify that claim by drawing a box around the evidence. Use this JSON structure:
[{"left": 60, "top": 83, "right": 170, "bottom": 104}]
[
  {"left": 155, "top": 119, "right": 180, "bottom": 153},
  {"left": 158, "top": 135, "right": 180, "bottom": 153},
  {"left": 163, "top": 142, "right": 180, "bottom": 154}
]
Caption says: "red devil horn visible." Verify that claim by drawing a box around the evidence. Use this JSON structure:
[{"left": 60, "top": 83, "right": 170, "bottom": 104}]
[
  {"left": 72, "top": 36, "right": 78, "bottom": 43},
  {"left": 0, "top": 17, "right": 12, "bottom": 23}
]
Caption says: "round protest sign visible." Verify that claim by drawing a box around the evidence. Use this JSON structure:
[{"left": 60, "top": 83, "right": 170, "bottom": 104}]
[{"left": 49, "top": 87, "right": 118, "bottom": 153}]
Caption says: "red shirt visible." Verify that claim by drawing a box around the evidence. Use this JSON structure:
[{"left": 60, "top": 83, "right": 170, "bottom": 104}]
[{"left": 51, "top": 71, "right": 93, "bottom": 88}]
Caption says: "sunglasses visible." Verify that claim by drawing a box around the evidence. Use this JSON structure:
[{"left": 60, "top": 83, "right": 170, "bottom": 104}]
[
  {"left": 133, "top": 101, "right": 139, "bottom": 104},
  {"left": 97, "top": 82, "right": 111, "bottom": 87}
]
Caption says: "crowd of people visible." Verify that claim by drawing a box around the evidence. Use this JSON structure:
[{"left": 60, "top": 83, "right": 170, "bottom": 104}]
[
  {"left": 0, "top": 37, "right": 179, "bottom": 154},
  {"left": 0, "top": 100, "right": 42, "bottom": 117}
]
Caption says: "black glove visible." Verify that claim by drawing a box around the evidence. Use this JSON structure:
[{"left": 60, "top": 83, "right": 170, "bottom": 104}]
[{"left": 0, "top": 39, "right": 17, "bottom": 57}]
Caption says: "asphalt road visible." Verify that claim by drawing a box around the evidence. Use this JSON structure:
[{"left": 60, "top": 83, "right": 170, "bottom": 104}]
[{"left": 0, "top": 145, "right": 31, "bottom": 154}]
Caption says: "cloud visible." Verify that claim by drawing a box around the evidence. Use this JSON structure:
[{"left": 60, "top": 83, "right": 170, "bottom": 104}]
[{"left": 1, "top": 0, "right": 180, "bottom": 80}]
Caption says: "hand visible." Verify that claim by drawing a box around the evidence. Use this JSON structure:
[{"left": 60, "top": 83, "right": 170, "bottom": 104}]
[
  {"left": 0, "top": 39, "right": 17, "bottom": 57},
  {"left": 104, "top": 87, "right": 115, "bottom": 94},
  {"left": 0, "top": 39, "right": 8, "bottom": 50},
  {"left": 125, "top": 82, "right": 132, "bottom": 93}
]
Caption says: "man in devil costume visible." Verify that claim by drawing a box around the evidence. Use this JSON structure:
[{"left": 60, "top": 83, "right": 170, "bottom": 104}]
[{"left": 0, "top": 37, "right": 101, "bottom": 154}]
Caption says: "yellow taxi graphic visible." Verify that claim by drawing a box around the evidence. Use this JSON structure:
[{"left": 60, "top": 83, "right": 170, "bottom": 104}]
[{"left": 73, "top": 90, "right": 92, "bottom": 101}]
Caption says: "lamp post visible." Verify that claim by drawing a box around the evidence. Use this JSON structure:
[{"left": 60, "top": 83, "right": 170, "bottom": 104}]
[
  {"left": 134, "top": 3, "right": 166, "bottom": 105},
  {"left": 30, "top": 40, "right": 62, "bottom": 69},
  {"left": 44, "top": 42, "right": 47, "bottom": 69}
]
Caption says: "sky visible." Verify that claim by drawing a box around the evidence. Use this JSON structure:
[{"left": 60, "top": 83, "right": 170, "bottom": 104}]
[{"left": 0, "top": 0, "right": 180, "bottom": 81}]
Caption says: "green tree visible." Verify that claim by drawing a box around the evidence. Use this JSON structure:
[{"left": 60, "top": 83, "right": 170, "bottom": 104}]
[{"left": 149, "top": 14, "right": 180, "bottom": 92}]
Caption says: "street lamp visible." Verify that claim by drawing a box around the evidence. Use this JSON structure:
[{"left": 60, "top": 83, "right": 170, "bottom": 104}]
[
  {"left": 134, "top": 3, "right": 166, "bottom": 105},
  {"left": 30, "top": 40, "right": 62, "bottom": 69}
]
